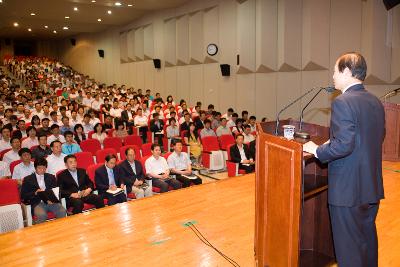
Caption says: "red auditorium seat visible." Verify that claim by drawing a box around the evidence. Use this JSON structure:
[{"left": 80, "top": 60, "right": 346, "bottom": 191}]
[
  {"left": 103, "top": 137, "right": 123, "bottom": 150},
  {"left": 96, "top": 148, "right": 118, "bottom": 164},
  {"left": 75, "top": 152, "right": 95, "bottom": 169},
  {"left": 119, "top": 145, "right": 141, "bottom": 161},
  {"left": 123, "top": 135, "right": 143, "bottom": 148},
  {"left": 80, "top": 139, "right": 101, "bottom": 156},
  {"left": 226, "top": 143, "right": 246, "bottom": 177}
]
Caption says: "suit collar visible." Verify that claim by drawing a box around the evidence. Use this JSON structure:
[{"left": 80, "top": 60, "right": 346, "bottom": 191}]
[{"left": 344, "top": 83, "right": 364, "bottom": 93}]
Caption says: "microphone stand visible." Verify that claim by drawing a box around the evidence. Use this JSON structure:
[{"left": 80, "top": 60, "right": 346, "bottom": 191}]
[
  {"left": 275, "top": 87, "right": 320, "bottom": 136},
  {"left": 294, "top": 88, "right": 324, "bottom": 139}
]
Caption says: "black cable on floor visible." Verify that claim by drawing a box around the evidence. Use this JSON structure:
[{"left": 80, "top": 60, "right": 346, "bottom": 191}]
[{"left": 186, "top": 222, "right": 241, "bottom": 267}]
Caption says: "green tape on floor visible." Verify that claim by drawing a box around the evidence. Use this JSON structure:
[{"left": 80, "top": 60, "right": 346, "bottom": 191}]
[
  {"left": 149, "top": 237, "right": 171, "bottom": 246},
  {"left": 181, "top": 220, "right": 198, "bottom": 227},
  {"left": 383, "top": 167, "right": 400, "bottom": 173}
]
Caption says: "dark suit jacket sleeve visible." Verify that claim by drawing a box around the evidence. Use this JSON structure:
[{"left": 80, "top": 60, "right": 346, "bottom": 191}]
[
  {"left": 230, "top": 145, "right": 242, "bottom": 163},
  {"left": 121, "top": 111, "right": 128, "bottom": 122},
  {"left": 80, "top": 169, "right": 94, "bottom": 190},
  {"left": 94, "top": 166, "right": 109, "bottom": 193},
  {"left": 135, "top": 161, "right": 145, "bottom": 181},
  {"left": 57, "top": 171, "right": 74, "bottom": 198},
  {"left": 21, "top": 175, "right": 37, "bottom": 204},
  {"left": 316, "top": 98, "right": 356, "bottom": 163}
]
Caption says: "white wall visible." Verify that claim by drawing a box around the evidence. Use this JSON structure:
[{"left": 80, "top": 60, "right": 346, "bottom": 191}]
[{"left": 55, "top": 0, "right": 400, "bottom": 126}]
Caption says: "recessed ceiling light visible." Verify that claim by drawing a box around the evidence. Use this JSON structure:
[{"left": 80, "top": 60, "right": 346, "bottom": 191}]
[
  {"left": 115, "top": 2, "right": 122, "bottom": 6},
  {"left": 13, "top": 22, "right": 19, "bottom": 27},
  {"left": 0, "top": 0, "right": 3, "bottom": 3},
  {"left": 30, "top": 13, "right": 36, "bottom": 16},
  {"left": 53, "top": 30, "right": 57, "bottom": 34},
  {"left": 63, "top": 26, "right": 69, "bottom": 30},
  {"left": 65, "top": 16, "right": 70, "bottom": 19},
  {"left": 107, "top": 10, "right": 112, "bottom": 14},
  {"left": 97, "top": 18, "right": 102, "bottom": 22},
  {"left": 91, "top": 0, "right": 96, "bottom": 2},
  {"left": 74, "top": 7, "right": 78, "bottom": 11},
  {"left": 128, "top": 4, "right": 133, "bottom": 7},
  {"left": 28, "top": 28, "right": 32, "bottom": 32},
  {"left": 44, "top": 25, "right": 48, "bottom": 29}
]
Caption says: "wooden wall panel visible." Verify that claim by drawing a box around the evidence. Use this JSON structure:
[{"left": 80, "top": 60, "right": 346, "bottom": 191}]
[
  {"left": 255, "top": 73, "right": 277, "bottom": 120},
  {"left": 276, "top": 72, "right": 302, "bottom": 120},
  {"left": 277, "top": 0, "right": 302, "bottom": 71},
  {"left": 127, "top": 30, "right": 135, "bottom": 61},
  {"left": 237, "top": 0, "right": 256, "bottom": 73},
  {"left": 302, "top": 0, "right": 330, "bottom": 71},
  {"left": 256, "top": 0, "right": 278, "bottom": 73},
  {"left": 164, "top": 18, "right": 177, "bottom": 66},
  {"left": 203, "top": 63, "right": 220, "bottom": 109},
  {"left": 177, "top": 66, "right": 190, "bottom": 101},
  {"left": 134, "top": 27, "right": 144, "bottom": 61},
  {"left": 119, "top": 31, "right": 128, "bottom": 63},
  {"left": 203, "top": 6, "right": 219, "bottom": 63},
  {"left": 144, "top": 24, "right": 154, "bottom": 60},
  {"left": 189, "top": 11, "right": 204, "bottom": 64},
  {"left": 177, "top": 15, "right": 190, "bottom": 65},
  {"left": 236, "top": 74, "right": 256, "bottom": 114},
  {"left": 189, "top": 65, "right": 204, "bottom": 106},
  {"left": 361, "top": 0, "right": 391, "bottom": 84}
]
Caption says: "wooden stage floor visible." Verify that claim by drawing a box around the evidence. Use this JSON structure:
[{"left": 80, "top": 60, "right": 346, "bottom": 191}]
[{"left": 0, "top": 161, "right": 399, "bottom": 267}]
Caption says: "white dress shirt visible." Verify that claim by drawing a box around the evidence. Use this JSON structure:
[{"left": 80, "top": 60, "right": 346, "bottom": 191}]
[
  {"left": 12, "top": 162, "right": 35, "bottom": 180},
  {"left": 46, "top": 153, "right": 67, "bottom": 175},
  {"left": 145, "top": 156, "right": 169, "bottom": 175}
]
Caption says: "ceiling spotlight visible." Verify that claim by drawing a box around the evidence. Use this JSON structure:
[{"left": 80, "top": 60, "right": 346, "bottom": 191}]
[
  {"left": 53, "top": 30, "right": 57, "bottom": 34},
  {"left": 44, "top": 25, "right": 48, "bottom": 29},
  {"left": 65, "top": 16, "right": 70, "bottom": 19},
  {"left": 115, "top": 2, "right": 122, "bottom": 6},
  {"left": 30, "top": 13, "right": 36, "bottom": 16},
  {"left": 63, "top": 26, "right": 69, "bottom": 30},
  {"left": 13, "top": 22, "right": 19, "bottom": 27},
  {"left": 128, "top": 4, "right": 133, "bottom": 7},
  {"left": 28, "top": 28, "right": 32, "bottom": 32},
  {"left": 97, "top": 18, "right": 102, "bottom": 22},
  {"left": 74, "top": 7, "right": 78, "bottom": 11},
  {"left": 91, "top": 0, "right": 96, "bottom": 2},
  {"left": 107, "top": 10, "right": 112, "bottom": 14},
  {"left": 0, "top": 0, "right": 3, "bottom": 3}
]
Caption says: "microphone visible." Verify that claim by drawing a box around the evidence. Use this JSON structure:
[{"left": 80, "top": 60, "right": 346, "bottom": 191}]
[
  {"left": 294, "top": 86, "right": 336, "bottom": 139},
  {"left": 274, "top": 86, "right": 334, "bottom": 136},
  {"left": 380, "top": 88, "right": 400, "bottom": 100}
]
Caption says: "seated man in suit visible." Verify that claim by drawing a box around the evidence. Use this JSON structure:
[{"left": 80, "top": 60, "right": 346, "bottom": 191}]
[
  {"left": 116, "top": 147, "right": 152, "bottom": 199},
  {"left": 57, "top": 154, "right": 105, "bottom": 214},
  {"left": 230, "top": 134, "right": 255, "bottom": 173},
  {"left": 145, "top": 144, "right": 182, "bottom": 193},
  {"left": 167, "top": 140, "right": 202, "bottom": 188},
  {"left": 21, "top": 158, "right": 67, "bottom": 224},
  {"left": 94, "top": 154, "right": 127, "bottom": 205},
  {"left": 150, "top": 113, "right": 164, "bottom": 147}
]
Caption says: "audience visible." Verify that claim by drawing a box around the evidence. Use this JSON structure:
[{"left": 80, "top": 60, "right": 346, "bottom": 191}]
[
  {"left": 3, "top": 137, "right": 22, "bottom": 165},
  {"left": 46, "top": 141, "right": 67, "bottom": 175},
  {"left": 12, "top": 148, "right": 35, "bottom": 183}
]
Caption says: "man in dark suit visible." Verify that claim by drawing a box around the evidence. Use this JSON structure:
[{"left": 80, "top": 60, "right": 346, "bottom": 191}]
[
  {"left": 95, "top": 154, "right": 127, "bottom": 205},
  {"left": 303, "top": 52, "right": 385, "bottom": 267},
  {"left": 229, "top": 134, "right": 255, "bottom": 173},
  {"left": 57, "top": 154, "right": 105, "bottom": 214},
  {"left": 194, "top": 111, "right": 206, "bottom": 130},
  {"left": 150, "top": 113, "right": 164, "bottom": 147},
  {"left": 121, "top": 103, "right": 135, "bottom": 134},
  {"left": 20, "top": 158, "right": 66, "bottom": 224},
  {"left": 116, "top": 147, "right": 152, "bottom": 198}
]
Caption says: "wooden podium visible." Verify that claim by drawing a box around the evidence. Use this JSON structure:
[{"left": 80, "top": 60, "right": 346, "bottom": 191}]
[
  {"left": 254, "top": 120, "right": 335, "bottom": 267},
  {"left": 382, "top": 101, "right": 400, "bottom": 161}
]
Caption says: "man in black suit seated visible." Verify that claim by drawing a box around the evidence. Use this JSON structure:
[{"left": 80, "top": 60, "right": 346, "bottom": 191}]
[
  {"left": 194, "top": 111, "right": 206, "bottom": 130},
  {"left": 179, "top": 112, "right": 191, "bottom": 133},
  {"left": 116, "top": 147, "right": 153, "bottom": 199},
  {"left": 21, "top": 158, "right": 66, "bottom": 224},
  {"left": 94, "top": 154, "right": 127, "bottom": 205},
  {"left": 303, "top": 52, "right": 385, "bottom": 267},
  {"left": 229, "top": 134, "right": 255, "bottom": 173},
  {"left": 57, "top": 154, "right": 105, "bottom": 214},
  {"left": 121, "top": 103, "right": 135, "bottom": 134},
  {"left": 150, "top": 112, "right": 164, "bottom": 147}
]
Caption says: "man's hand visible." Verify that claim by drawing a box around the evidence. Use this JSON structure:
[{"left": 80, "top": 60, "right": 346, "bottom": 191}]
[
  {"left": 134, "top": 180, "right": 143, "bottom": 186},
  {"left": 109, "top": 185, "right": 117, "bottom": 191},
  {"left": 35, "top": 189, "right": 44, "bottom": 195},
  {"left": 161, "top": 173, "right": 169, "bottom": 179},
  {"left": 82, "top": 188, "right": 92, "bottom": 197},
  {"left": 70, "top": 192, "right": 80, "bottom": 198},
  {"left": 303, "top": 141, "right": 319, "bottom": 156},
  {"left": 120, "top": 184, "right": 125, "bottom": 189}
]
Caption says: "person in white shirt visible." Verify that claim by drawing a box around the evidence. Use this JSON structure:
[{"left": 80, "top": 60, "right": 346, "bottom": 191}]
[
  {"left": 0, "top": 127, "right": 12, "bottom": 152},
  {"left": 70, "top": 110, "right": 81, "bottom": 128},
  {"left": 32, "top": 103, "right": 43, "bottom": 117},
  {"left": 88, "top": 109, "right": 101, "bottom": 125},
  {"left": 0, "top": 161, "right": 11, "bottom": 178},
  {"left": 243, "top": 125, "right": 255, "bottom": 144},
  {"left": 200, "top": 119, "right": 217, "bottom": 138},
  {"left": 3, "top": 137, "right": 21, "bottom": 166},
  {"left": 92, "top": 123, "right": 108, "bottom": 147},
  {"left": 82, "top": 92, "right": 93, "bottom": 107},
  {"left": 216, "top": 118, "right": 232, "bottom": 137},
  {"left": 82, "top": 114, "right": 94, "bottom": 135},
  {"left": 227, "top": 113, "right": 239, "bottom": 128},
  {"left": 12, "top": 148, "right": 35, "bottom": 182},
  {"left": 91, "top": 94, "right": 103, "bottom": 111},
  {"left": 133, "top": 108, "right": 149, "bottom": 143},
  {"left": 249, "top": 116, "right": 257, "bottom": 132},
  {"left": 22, "top": 126, "right": 39, "bottom": 149},
  {"left": 145, "top": 144, "right": 182, "bottom": 193},
  {"left": 47, "top": 124, "right": 66, "bottom": 145},
  {"left": 46, "top": 140, "right": 67, "bottom": 175},
  {"left": 222, "top": 108, "right": 234, "bottom": 120},
  {"left": 110, "top": 101, "right": 123, "bottom": 119}
]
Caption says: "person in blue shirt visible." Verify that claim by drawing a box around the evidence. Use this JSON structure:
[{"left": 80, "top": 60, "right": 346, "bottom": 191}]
[{"left": 61, "top": 131, "right": 82, "bottom": 155}]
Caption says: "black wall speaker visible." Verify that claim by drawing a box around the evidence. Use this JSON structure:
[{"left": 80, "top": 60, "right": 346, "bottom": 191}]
[
  {"left": 153, "top": 59, "right": 161, "bottom": 69},
  {"left": 383, "top": 0, "right": 400, "bottom": 10},
  {"left": 5, "top": 39, "right": 11, "bottom": 46},
  {"left": 70, "top": 38, "right": 76, "bottom": 46},
  {"left": 220, "top": 64, "right": 230, "bottom": 77},
  {"left": 98, "top": 49, "right": 104, "bottom": 58}
]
